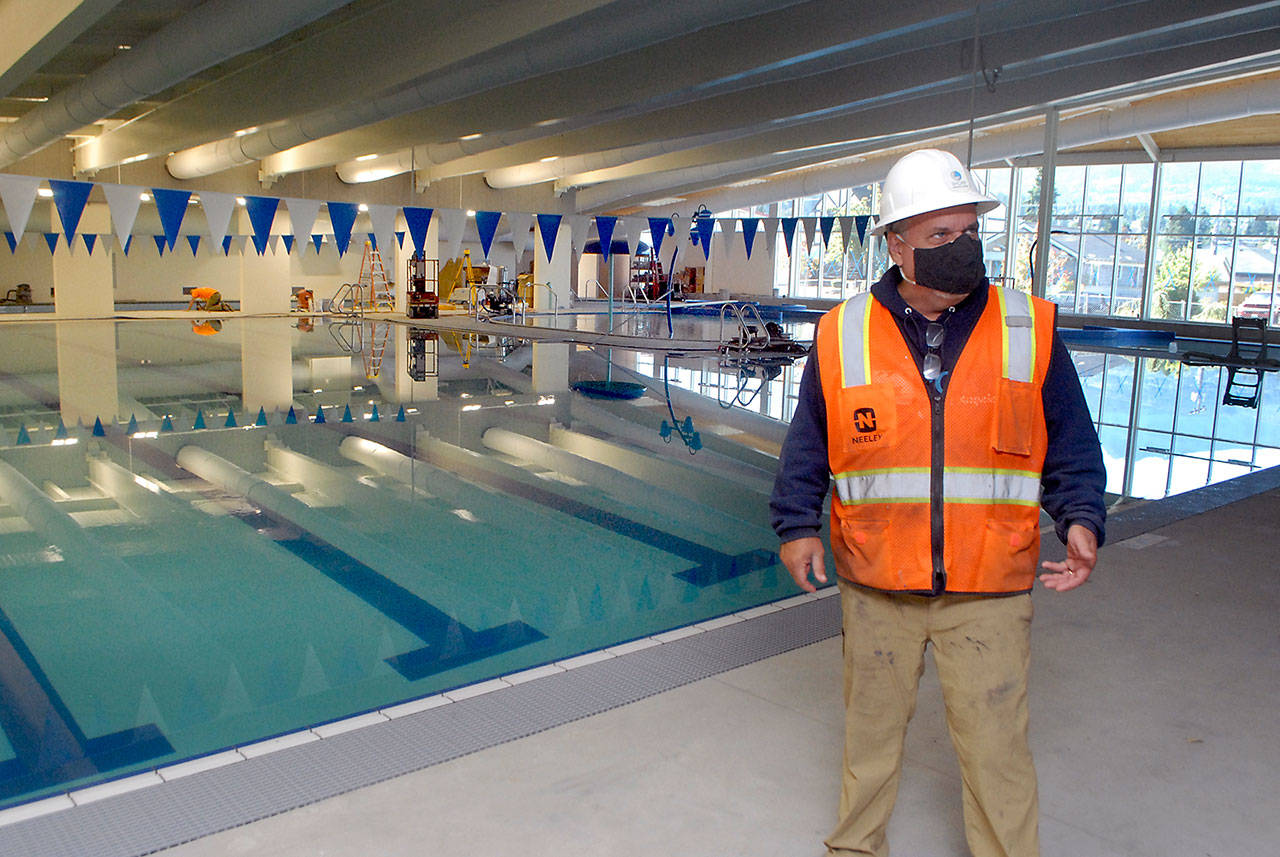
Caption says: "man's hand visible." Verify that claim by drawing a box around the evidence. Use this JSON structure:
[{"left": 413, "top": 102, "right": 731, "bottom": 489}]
[
  {"left": 1039, "top": 523, "right": 1097, "bottom": 592},
  {"left": 780, "top": 537, "right": 827, "bottom": 593}
]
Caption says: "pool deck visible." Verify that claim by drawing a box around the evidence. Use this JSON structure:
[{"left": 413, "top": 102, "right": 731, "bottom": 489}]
[{"left": 0, "top": 465, "right": 1276, "bottom": 857}]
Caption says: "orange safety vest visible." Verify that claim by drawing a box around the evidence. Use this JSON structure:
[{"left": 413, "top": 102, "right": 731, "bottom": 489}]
[{"left": 816, "top": 285, "right": 1056, "bottom": 594}]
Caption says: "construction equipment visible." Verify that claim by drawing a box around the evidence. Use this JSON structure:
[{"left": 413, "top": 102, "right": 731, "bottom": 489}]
[{"left": 405, "top": 253, "right": 439, "bottom": 319}]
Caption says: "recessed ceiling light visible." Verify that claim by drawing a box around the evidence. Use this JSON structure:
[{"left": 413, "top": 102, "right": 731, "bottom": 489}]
[
  {"left": 460, "top": 132, "right": 482, "bottom": 141},
  {"left": 139, "top": 192, "right": 151, "bottom": 202},
  {"left": 36, "top": 187, "right": 53, "bottom": 198},
  {"left": 358, "top": 203, "right": 369, "bottom": 212},
  {"left": 233, "top": 127, "right": 258, "bottom": 137},
  {"left": 355, "top": 154, "right": 378, "bottom": 162},
  {"left": 540, "top": 156, "right": 559, "bottom": 163},
  {"left": 236, "top": 197, "right": 246, "bottom": 206}
]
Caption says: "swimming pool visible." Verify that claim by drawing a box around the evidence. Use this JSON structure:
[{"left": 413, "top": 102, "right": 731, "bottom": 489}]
[
  {"left": 0, "top": 311, "right": 1276, "bottom": 813},
  {"left": 0, "top": 316, "right": 791, "bottom": 811}
]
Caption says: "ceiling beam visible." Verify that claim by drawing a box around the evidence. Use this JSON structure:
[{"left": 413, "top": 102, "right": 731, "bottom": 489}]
[{"left": 0, "top": 0, "right": 122, "bottom": 99}]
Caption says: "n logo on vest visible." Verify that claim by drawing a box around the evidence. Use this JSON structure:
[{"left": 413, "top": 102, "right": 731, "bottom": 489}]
[{"left": 852, "top": 408, "right": 878, "bottom": 432}]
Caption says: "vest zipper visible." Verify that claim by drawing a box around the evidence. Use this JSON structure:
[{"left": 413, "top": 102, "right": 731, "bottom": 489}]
[{"left": 930, "top": 390, "right": 946, "bottom": 594}]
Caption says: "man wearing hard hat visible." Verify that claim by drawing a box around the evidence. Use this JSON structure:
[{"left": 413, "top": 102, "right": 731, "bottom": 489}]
[{"left": 771, "top": 149, "right": 1105, "bottom": 857}]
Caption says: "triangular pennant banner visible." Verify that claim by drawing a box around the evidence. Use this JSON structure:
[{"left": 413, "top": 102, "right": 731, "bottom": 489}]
[
  {"left": 186, "top": 234, "right": 200, "bottom": 255},
  {"left": 761, "top": 217, "right": 779, "bottom": 258},
  {"left": 282, "top": 234, "right": 294, "bottom": 254},
  {"left": 801, "top": 217, "right": 817, "bottom": 250},
  {"left": 244, "top": 196, "right": 280, "bottom": 255},
  {"left": 475, "top": 210, "right": 502, "bottom": 260},
  {"left": 4, "top": 232, "right": 15, "bottom": 252},
  {"left": 594, "top": 215, "right": 617, "bottom": 261},
  {"left": 855, "top": 215, "right": 870, "bottom": 244},
  {"left": 566, "top": 215, "right": 590, "bottom": 256},
  {"left": 506, "top": 212, "right": 534, "bottom": 262},
  {"left": 438, "top": 208, "right": 467, "bottom": 261},
  {"left": 43, "top": 233, "right": 58, "bottom": 254},
  {"left": 123, "top": 235, "right": 133, "bottom": 255},
  {"left": 395, "top": 230, "right": 404, "bottom": 248},
  {"left": 283, "top": 198, "right": 321, "bottom": 247},
  {"left": 740, "top": 217, "right": 760, "bottom": 260},
  {"left": 536, "top": 214, "right": 562, "bottom": 262},
  {"left": 819, "top": 216, "right": 835, "bottom": 247},
  {"left": 151, "top": 187, "right": 191, "bottom": 250},
  {"left": 621, "top": 218, "right": 645, "bottom": 257},
  {"left": 221, "top": 235, "right": 233, "bottom": 255},
  {"left": 153, "top": 234, "right": 166, "bottom": 255},
  {"left": 672, "top": 214, "right": 691, "bottom": 261},
  {"left": 780, "top": 218, "right": 798, "bottom": 256},
  {"left": 403, "top": 206, "right": 434, "bottom": 256},
  {"left": 48, "top": 179, "right": 94, "bottom": 242},
  {"left": 838, "top": 216, "right": 854, "bottom": 249},
  {"left": 101, "top": 184, "right": 144, "bottom": 252},
  {"left": 694, "top": 216, "right": 715, "bottom": 261},
  {"left": 647, "top": 217, "right": 670, "bottom": 260},
  {"left": 268, "top": 235, "right": 280, "bottom": 254},
  {"left": 83, "top": 233, "right": 97, "bottom": 255},
  {"left": 0, "top": 174, "right": 42, "bottom": 241},
  {"left": 311, "top": 233, "right": 325, "bottom": 254},
  {"left": 199, "top": 191, "right": 237, "bottom": 246},
  {"left": 368, "top": 204, "right": 397, "bottom": 262},
  {"left": 327, "top": 202, "right": 359, "bottom": 257}
]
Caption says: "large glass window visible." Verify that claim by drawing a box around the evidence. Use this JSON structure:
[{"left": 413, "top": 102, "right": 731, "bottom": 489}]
[{"left": 763, "top": 156, "right": 1278, "bottom": 330}]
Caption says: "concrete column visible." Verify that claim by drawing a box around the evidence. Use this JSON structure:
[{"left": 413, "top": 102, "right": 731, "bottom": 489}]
[
  {"left": 1032, "top": 107, "right": 1060, "bottom": 300},
  {"left": 241, "top": 318, "right": 295, "bottom": 414},
  {"left": 531, "top": 342, "right": 570, "bottom": 392},
  {"left": 533, "top": 221, "right": 573, "bottom": 312},
  {"left": 56, "top": 320, "right": 119, "bottom": 425},
  {"left": 239, "top": 244, "right": 292, "bottom": 313},
  {"left": 51, "top": 205, "right": 114, "bottom": 318}
]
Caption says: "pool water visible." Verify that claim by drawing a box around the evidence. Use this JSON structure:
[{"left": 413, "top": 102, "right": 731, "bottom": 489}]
[{"left": 0, "top": 316, "right": 789, "bottom": 810}]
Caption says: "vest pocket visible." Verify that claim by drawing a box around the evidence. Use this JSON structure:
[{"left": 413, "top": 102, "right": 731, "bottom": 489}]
[
  {"left": 993, "top": 378, "right": 1034, "bottom": 456},
  {"left": 838, "top": 518, "right": 892, "bottom": 571},
  {"left": 836, "top": 382, "right": 896, "bottom": 453},
  {"left": 981, "top": 519, "right": 1038, "bottom": 584}
]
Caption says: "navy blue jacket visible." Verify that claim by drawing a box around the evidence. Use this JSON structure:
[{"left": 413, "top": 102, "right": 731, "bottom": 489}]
[{"left": 770, "top": 268, "right": 1107, "bottom": 551}]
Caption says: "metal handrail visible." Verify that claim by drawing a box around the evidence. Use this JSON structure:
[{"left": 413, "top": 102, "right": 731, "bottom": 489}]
[{"left": 329, "top": 282, "right": 364, "bottom": 317}]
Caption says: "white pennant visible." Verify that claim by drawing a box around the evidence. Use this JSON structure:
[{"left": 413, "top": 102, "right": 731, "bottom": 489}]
[
  {"left": 622, "top": 217, "right": 646, "bottom": 257},
  {"left": 801, "top": 217, "right": 817, "bottom": 251},
  {"left": 99, "top": 184, "right": 144, "bottom": 253},
  {"left": 367, "top": 204, "right": 398, "bottom": 260},
  {"left": 0, "top": 175, "right": 42, "bottom": 243},
  {"left": 566, "top": 215, "right": 591, "bottom": 256},
  {"left": 760, "top": 217, "right": 780, "bottom": 258},
  {"left": 200, "top": 191, "right": 237, "bottom": 246},
  {"left": 838, "top": 216, "right": 855, "bottom": 252},
  {"left": 232, "top": 235, "right": 249, "bottom": 255},
  {"left": 284, "top": 198, "right": 322, "bottom": 246},
  {"left": 506, "top": 211, "right": 534, "bottom": 262},
  {"left": 437, "top": 208, "right": 466, "bottom": 261},
  {"left": 268, "top": 235, "right": 281, "bottom": 254}
]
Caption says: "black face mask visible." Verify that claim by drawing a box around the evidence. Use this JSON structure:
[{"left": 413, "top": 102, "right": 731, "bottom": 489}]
[{"left": 902, "top": 232, "right": 987, "bottom": 295}]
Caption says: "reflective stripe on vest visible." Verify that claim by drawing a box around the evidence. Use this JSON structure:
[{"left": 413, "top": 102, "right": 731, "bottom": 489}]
[
  {"left": 835, "top": 466, "right": 1041, "bottom": 507},
  {"left": 837, "top": 293, "right": 873, "bottom": 388},
  {"left": 995, "top": 286, "right": 1036, "bottom": 383}
]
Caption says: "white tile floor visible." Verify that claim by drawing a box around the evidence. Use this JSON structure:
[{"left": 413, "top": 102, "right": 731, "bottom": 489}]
[{"left": 158, "top": 489, "right": 1280, "bottom": 857}]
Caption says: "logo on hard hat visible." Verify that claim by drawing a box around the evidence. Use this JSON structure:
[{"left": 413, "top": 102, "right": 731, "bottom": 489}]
[{"left": 948, "top": 169, "right": 967, "bottom": 189}]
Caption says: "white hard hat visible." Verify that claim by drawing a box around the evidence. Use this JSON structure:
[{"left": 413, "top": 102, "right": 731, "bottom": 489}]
[{"left": 871, "top": 149, "right": 1001, "bottom": 236}]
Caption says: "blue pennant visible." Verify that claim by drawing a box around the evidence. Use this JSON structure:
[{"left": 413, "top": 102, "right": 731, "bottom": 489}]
[
  {"left": 395, "top": 405, "right": 406, "bottom": 422},
  {"left": 694, "top": 216, "right": 715, "bottom": 261},
  {"left": 594, "top": 215, "right": 618, "bottom": 261},
  {"left": 244, "top": 196, "right": 280, "bottom": 255},
  {"left": 16, "top": 424, "right": 30, "bottom": 444},
  {"left": 285, "top": 406, "right": 298, "bottom": 425},
  {"left": 741, "top": 217, "right": 760, "bottom": 259},
  {"left": 314, "top": 405, "right": 326, "bottom": 424},
  {"left": 82, "top": 233, "right": 98, "bottom": 255},
  {"left": 780, "top": 218, "right": 798, "bottom": 257},
  {"left": 395, "top": 230, "right": 405, "bottom": 248},
  {"left": 4, "top": 232, "right": 15, "bottom": 252},
  {"left": 153, "top": 234, "right": 166, "bottom": 256},
  {"left": 536, "top": 214, "right": 562, "bottom": 261},
  {"left": 255, "top": 407, "right": 268, "bottom": 427},
  {"left": 221, "top": 235, "right": 233, "bottom": 255},
  {"left": 92, "top": 417, "right": 106, "bottom": 437},
  {"left": 126, "top": 414, "right": 138, "bottom": 434},
  {"left": 186, "top": 234, "right": 201, "bottom": 255},
  {"left": 647, "top": 217, "right": 670, "bottom": 259},
  {"left": 282, "top": 234, "right": 295, "bottom": 254},
  {"left": 341, "top": 404, "right": 354, "bottom": 423},
  {"left": 224, "top": 409, "right": 237, "bottom": 428},
  {"left": 855, "top": 215, "right": 870, "bottom": 244},
  {"left": 369, "top": 404, "right": 380, "bottom": 422},
  {"left": 54, "top": 419, "right": 68, "bottom": 439},
  {"left": 193, "top": 409, "right": 206, "bottom": 430},
  {"left": 327, "top": 202, "right": 358, "bottom": 257},
  {"left": 311, "top": 234, "right": 324, "bottom": 253},
  {"left": 367, "top": 232, "right": 377, "bottom": 250},
  {"left": 819, "top": 216, "right": 835, "bottom": 247},
  {"left": 151, "top": 188, "right": 192, "bottom": 250},
  {"left": 403, "top": 207, "right": 434, "bottom": 255},
  {"left": 44, "top": 233, "right": 58, "bottom": 254},
  {"left": 48, "top": 179, "right": 93, "bottom": 242},
  {"left": 161, "top": 415, "right": 174, "bottom": 432},
  {"left": 475, "top": 210, "right": 502, "bottom": 260}
]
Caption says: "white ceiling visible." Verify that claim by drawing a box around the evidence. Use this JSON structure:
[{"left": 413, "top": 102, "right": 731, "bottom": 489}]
[{"left": 1, "top": 0, "right": 1278, "bottom": 217}]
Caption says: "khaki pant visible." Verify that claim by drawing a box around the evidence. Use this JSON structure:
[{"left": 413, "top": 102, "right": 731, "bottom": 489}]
[{"left": 828, "top": 581, "right": 1038, "bottom": 857}]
